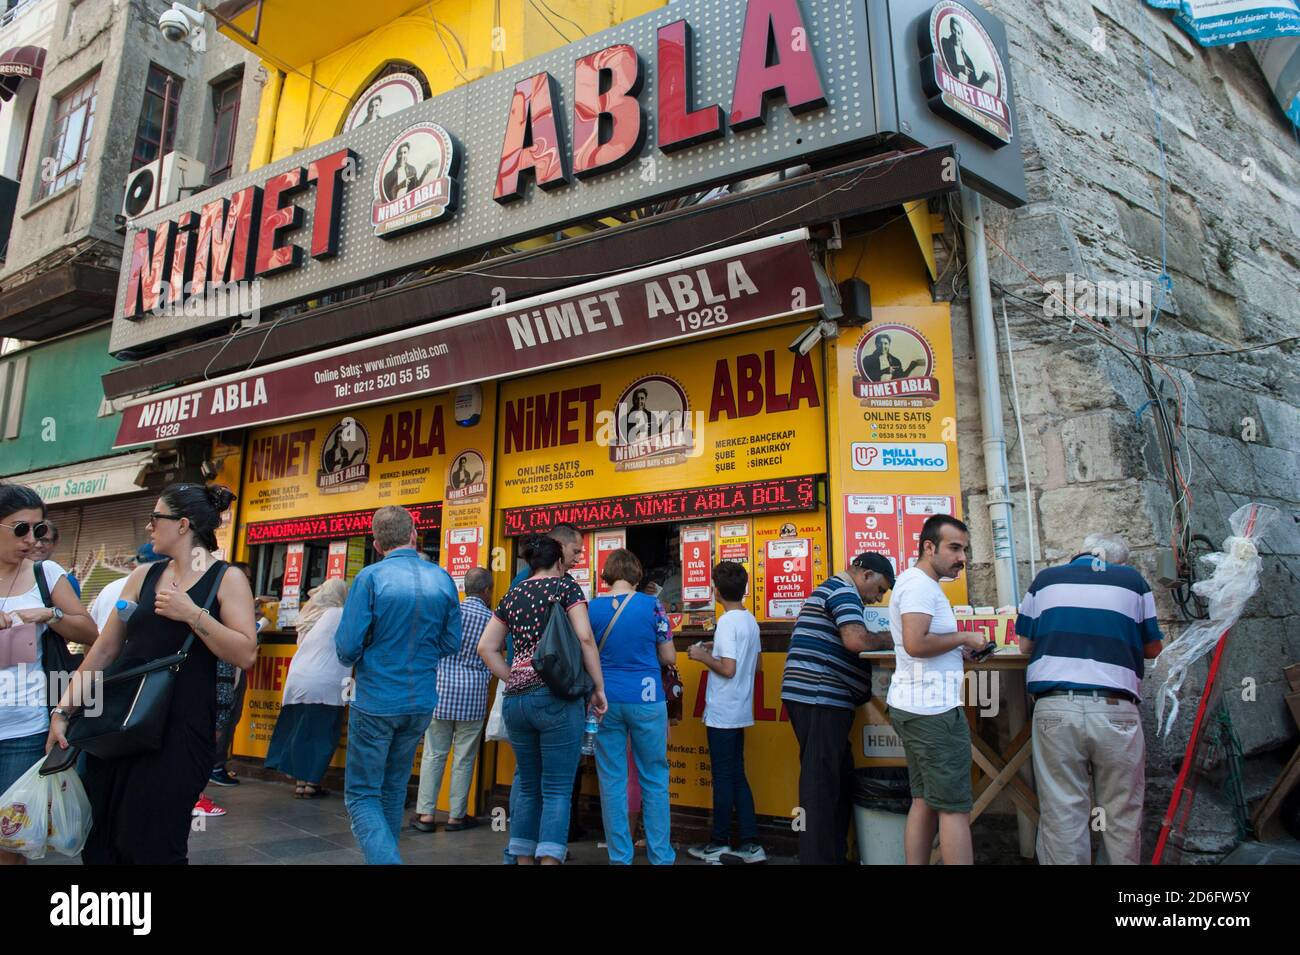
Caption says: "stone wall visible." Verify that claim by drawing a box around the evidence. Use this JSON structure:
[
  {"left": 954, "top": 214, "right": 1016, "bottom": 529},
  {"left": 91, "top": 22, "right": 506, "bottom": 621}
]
[{"left": 948, "top": 0, "right": 1299, "bottom": 859}]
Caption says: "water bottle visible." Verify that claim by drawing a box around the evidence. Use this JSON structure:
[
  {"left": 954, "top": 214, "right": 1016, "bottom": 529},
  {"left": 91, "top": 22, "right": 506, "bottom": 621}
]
[
  {"left": 115, "top": 599, "right": 138, "bottom": 622},
  {"left": 580, "top": 713, "right": 599, "bottom": 755}
]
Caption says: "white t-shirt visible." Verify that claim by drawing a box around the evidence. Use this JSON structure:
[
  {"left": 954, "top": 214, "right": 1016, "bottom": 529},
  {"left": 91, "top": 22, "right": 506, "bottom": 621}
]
[
  {"left": 0, "top": 561, "right": 67, "bottom": 740},
  {"left": 704, "top": 609, "right": 760, "bottom": 729},
  {"left": 89, "top": 575, "right": 130, "bottom": 632},
  {"left": 283, "top": 607, "right": 352, "bottom": 706},
  {"left": 886, "top": 567, "right": 963, "bottom": 716}
]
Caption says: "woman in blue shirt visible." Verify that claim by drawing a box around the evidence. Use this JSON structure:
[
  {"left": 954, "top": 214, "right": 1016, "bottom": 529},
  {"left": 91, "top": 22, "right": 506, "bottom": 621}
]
[{"left": 587, "top": 549, "right": 677, "bottom": 865}]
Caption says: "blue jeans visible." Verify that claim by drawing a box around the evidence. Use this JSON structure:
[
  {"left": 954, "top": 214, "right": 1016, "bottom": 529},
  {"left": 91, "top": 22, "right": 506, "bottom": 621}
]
[
  {"left": 594, "top": 702, "right": 675, "bottom": 865},
  {"left": 0, "top": 731, "right": 46, "bottom": 796},
  {"left": 503, "top": 686, "right": 584, "bottom": 861},
  {"left": 707, "top": 725, "right": 757, "bottom": 844},
  {"left": 344, "top": 707, "right": 430, "bottom": 865}
]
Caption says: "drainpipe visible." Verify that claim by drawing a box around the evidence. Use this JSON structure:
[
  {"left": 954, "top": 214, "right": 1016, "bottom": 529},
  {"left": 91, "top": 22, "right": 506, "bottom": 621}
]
[
  {"left": 960, "top": 185, "right": 1019, "bottom": 608},
  {"left": 961, "top": 185, "right": 1034, "bottom": 860}
]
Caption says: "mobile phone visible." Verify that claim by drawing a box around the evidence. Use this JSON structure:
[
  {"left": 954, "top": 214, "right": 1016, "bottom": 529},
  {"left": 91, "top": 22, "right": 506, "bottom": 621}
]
[{"left": 971, "top": 641, "right": 998, "bottom": 662}]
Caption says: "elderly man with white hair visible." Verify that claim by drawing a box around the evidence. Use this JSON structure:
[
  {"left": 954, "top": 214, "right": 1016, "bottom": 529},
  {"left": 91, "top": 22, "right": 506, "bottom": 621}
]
[{"left": 1015, "top": 533, "right": 1164, "bottom": 864}]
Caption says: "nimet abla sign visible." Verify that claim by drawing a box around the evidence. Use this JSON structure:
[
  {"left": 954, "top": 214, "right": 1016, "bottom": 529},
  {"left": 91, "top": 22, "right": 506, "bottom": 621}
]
[{"left": 111, "top": 0, "right": 1025, "bottom": 357}]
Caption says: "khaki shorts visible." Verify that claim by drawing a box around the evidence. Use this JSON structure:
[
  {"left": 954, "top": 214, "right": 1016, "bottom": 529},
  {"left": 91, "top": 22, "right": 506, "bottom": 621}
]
[{"left": 889, "top": 706, "right": 973, "bottom": 813}]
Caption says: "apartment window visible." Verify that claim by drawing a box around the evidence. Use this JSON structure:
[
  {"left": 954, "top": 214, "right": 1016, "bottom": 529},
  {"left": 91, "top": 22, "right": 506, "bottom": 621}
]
[
  {"left": 131, "top": 65, "right": 182, "bottom": 171},
  {"left": 40, "top": 71, "right": 98, "bottom": 199},
  {"left": 208, "top": 75, "right": 242, "bottom": 184},
  {"left": 0, "top": 353, "right": 28, "bottom": 440}
]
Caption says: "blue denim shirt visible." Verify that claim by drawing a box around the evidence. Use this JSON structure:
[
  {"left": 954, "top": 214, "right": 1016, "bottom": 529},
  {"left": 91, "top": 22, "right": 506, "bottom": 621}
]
[{"left": 335, "top": 549, "right": 462, "bottom": 716}]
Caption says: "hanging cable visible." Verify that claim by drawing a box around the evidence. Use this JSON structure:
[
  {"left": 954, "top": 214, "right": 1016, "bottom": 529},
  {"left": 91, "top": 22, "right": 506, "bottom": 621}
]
[{"left": 1000, "top": 296, "right": 1037, "bottom": 577}]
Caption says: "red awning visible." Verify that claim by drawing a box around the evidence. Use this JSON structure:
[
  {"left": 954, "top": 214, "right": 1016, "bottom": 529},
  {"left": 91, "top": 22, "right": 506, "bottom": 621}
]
[{"left": 0, "top": 45, "right": 45, "bottom": 101}]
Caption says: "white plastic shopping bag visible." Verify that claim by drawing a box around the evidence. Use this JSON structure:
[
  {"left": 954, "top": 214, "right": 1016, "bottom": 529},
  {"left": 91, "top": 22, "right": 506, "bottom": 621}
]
[
  {"left": 0, "top": 759, "right": 52, "bottom": 860},
  {"left": 485, "top": 683, "right": 509, "bottom": 742},
  {"left": 0, "top": 758, "right": 92, "bottom": 860},
  {"left": 46, "top": 767, "right": 92, "bottom": 857}
]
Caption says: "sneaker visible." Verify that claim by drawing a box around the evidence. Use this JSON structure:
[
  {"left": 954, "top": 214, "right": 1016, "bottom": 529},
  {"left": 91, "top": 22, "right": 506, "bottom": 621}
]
[
  {"left": 687, "top": 842, "right": 729, "bottom": 863},
  {"left": 720, "top": 843, "right": 767, "bottom": 864},
  {"left": 192, "top": 794, "right": 227, "bottom": 817},
  {"left": 209, "top": 768, "right": 240, "bottom": 787}
]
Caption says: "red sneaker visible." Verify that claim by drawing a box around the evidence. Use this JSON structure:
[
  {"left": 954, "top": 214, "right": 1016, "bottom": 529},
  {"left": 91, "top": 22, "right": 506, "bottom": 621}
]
[{"left": 192, "top": 794, "right": 227, "bottom": 817}]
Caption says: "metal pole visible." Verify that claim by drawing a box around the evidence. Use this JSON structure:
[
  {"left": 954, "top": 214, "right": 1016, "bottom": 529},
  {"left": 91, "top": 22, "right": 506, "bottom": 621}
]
[
  {"left": 960, "top": 185, "right": 1035, "bottom": 858},
  {"left": 154, "top": 74, "right": 174, "bottom": 213},
  {"left": 960, "top": 186, "right": 1019, "bottom": 607}
]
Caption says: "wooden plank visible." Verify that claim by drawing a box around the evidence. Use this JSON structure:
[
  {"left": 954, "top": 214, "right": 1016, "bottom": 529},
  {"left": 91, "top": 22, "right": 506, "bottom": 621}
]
[{"left": 1251, "top": 743, "right": 1300, "bottom": 842}]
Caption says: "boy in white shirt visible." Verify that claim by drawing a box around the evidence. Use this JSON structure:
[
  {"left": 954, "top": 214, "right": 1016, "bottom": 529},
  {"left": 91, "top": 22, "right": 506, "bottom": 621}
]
[
  {"left": 887, "top": 514, "right": 991, "bottom": 865},
  {"left": 685, "top": 561, "right": 764, "bottom": 864}
]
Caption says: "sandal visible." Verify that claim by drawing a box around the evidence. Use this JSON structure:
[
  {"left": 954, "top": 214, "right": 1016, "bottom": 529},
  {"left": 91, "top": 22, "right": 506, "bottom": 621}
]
[
  {"left": 294, "top": 784, "right": 307, "bottom": 798},
  {"left": 301, "top": 783, "right": 331, "bottom": 799}
]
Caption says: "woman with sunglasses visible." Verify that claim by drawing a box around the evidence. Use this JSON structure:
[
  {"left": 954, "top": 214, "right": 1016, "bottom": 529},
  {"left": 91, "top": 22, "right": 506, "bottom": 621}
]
[
  {"left": 46, "top": 483, "right": 258, "bottom": 865},
  {"left": 0, "top": 483, "right": 96, "bottom": 866}
]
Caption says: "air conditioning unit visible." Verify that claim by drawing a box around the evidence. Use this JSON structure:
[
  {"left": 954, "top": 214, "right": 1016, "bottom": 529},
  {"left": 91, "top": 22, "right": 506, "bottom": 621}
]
[{"left": 121, "top": 151, "right": 206, "bottom": 220}]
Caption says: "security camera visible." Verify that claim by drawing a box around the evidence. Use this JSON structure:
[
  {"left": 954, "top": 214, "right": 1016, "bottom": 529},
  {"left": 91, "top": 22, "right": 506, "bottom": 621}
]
[
  {"left": 788, "top": 319, "right": 839, "bottom": 357},
  {"left": 158, "top": 3, "right": 204, "bottom": 43}
]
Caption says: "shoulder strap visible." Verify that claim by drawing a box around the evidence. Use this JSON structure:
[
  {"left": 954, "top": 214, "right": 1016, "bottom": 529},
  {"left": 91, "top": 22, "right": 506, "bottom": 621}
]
[
  {"left": 597, "top": 593, "right": 633, "bottom": 653},
  {"left": 178, "top": 562, "right": 229, "bottom": 658},
  {"left": 33, "top": 560, "right": 53, "bottom": 608}
]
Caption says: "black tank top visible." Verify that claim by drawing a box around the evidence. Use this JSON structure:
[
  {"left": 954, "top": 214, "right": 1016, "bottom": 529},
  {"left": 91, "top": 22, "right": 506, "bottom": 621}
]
[{"left": 116, "top": 560, "right": 225, "bottom": 734}]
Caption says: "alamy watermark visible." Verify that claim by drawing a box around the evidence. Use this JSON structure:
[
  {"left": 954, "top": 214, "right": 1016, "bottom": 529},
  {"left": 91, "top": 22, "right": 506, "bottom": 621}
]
[
  {"left": 148, "top": 280, "right": 262, "bottom": 324},
  {"left": 1038, "top": 274, "right": 1154, "bottom": 328}
]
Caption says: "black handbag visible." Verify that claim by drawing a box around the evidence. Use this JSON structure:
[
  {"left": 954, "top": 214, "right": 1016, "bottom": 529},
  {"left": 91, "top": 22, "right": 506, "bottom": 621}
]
[
  {"left": 66, "top": 563, "right": 228, "bottom": 761},
  {"left": 32, "top": 561, "right": 81, "bottom": 697},
  {"left": 530, "top": 577, "right": 594, "bottom": 700}
]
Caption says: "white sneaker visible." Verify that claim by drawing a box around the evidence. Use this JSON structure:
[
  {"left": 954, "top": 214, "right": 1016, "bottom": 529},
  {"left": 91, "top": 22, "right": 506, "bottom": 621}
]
[
  {"left": 687, "top": 842, "right": 729, "bottom": 862},
  {"left": 720, "top": 843, "right": 767, "bottom": 864}
]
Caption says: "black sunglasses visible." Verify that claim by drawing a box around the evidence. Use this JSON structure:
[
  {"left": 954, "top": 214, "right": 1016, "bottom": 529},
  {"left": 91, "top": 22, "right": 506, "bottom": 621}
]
[
  {"left": 1, "top": 520, "right": 50, "bottom": 540},
  {"left": 149, "top": 511, "right": 185, "bottom": 526}
]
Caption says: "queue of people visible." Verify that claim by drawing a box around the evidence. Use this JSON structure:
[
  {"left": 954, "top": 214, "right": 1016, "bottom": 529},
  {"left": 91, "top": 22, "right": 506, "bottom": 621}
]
[{"left": 1, "top": 473, "right": 1167, "bottom": 866}]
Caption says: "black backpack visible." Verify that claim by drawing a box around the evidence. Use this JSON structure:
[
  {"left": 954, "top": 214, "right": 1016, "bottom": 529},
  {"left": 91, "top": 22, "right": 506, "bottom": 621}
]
[{"left": 530, "top": 578, "right": 593, "bottom": 700}]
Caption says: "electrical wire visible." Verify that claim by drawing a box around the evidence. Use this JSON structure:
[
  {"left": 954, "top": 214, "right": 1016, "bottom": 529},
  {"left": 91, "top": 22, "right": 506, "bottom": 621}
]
[
  {"left": 531, "top": 0, "right": 587, "bottom": 38},
  {"left": 527, "top": 0, "right": 576, "bottom": 43},
  {"left": 427, "top": 8, "right": 472, "bottom": 85},
  {"left": 1000, "top": 295, "right": 1037, "bottom": 577}
]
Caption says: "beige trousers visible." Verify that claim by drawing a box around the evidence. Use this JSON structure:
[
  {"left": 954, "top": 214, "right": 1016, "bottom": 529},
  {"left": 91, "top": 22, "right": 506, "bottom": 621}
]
[{"left": 1031, "top": 694, "right": 1145, "bottom": 865}]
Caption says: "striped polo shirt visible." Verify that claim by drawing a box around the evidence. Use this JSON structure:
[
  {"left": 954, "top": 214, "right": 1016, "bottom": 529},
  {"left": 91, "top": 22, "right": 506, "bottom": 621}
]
[
  {"left": 781, "top": 574, "right": 872, "bottom": 710},
  {"left": 1016, "top": 555, "right": 1163, "bottom": 701}
]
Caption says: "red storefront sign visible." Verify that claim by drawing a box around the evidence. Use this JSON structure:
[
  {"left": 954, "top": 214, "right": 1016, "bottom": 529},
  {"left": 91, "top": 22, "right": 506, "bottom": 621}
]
[
  {"left": 446, "top": 527, "right": 482, "bottom": 588},
  {"left": 325, "top": 540, "right": 348, "bottom": 580},
  {"left": 764, "top": 537, "right": 812, "bottom": 618},
  {"left": 502, "top": 474, "right": 819, "bottom": 536},
  {"left": 115, "top": 236, "right": 820, "bottom": 447},
  {"left": 843, "top": 494, "right": 902, "bottom": 574},
  {"left": 245, "top": 501, "right": 443, "bottom": 545},
  {"left": 680, "top": 525, "right": 713, "bottom": 603},
  {"left": 901, "top": 495, "right": 954, "bottom": 570},
  {"left": 593, "top": 530, "right": 626, "bottom": 595}
]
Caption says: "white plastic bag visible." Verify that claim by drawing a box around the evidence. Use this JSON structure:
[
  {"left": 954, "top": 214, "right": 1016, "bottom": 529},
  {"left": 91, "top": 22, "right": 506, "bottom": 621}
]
[
  {"left": 1152, "top": 503, "right": 1280, "bottom": 736},
  {"left": 0, "top": 758, "right": 92, "bottom": 860},
  {"left": 0, "top": 760, "right": 51, "bottom": 860},
  {"left": 485, "top": 683, "right": 509, "bottom": 742},
  {"left": 46, "top": 767, "right": 92, "bottom": 857}
]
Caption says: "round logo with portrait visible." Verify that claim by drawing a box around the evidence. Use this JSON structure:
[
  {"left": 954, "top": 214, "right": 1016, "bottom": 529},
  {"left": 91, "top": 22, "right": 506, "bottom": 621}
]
[
  {"left": 372, "top": 122, "right": 459, "bottom": 237},
  {"left": 318, "top": 417, "right": 371, "bottom": 493},
  {"left": 919, "top": 1, "right": 1012, "bottom": 145},
  {"left": 445, "top": 449, "right": 488, "bottom": 504},
  {"left": 851, "top": 323, "right": 941, "bottom": 407},
  {"left": 608, "top": 374, "right": 696, "bottom": 472},
  {"left": 342, "top": 72, "right": 424, "bottom": 133}
]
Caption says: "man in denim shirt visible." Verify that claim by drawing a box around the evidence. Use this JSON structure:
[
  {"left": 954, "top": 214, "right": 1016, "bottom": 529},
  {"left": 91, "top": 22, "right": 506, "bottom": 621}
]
[{"left": 336, "top": 505, "right": 461, "bottom": 864}]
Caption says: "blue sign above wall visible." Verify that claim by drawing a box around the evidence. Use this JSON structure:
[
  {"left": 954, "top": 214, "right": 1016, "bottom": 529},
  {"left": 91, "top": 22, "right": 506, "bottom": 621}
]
[{"left": 1145, "top": 0, "right": 1300, "bottom": 45}]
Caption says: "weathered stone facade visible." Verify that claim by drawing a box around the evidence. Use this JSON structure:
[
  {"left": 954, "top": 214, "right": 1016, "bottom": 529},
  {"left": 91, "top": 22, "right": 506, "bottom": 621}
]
[{"left": 947, "top": 1, "right": 1299, "bottom": 859}]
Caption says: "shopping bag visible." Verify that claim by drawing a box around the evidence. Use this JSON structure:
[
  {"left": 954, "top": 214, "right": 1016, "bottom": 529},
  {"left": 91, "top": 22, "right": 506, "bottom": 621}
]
[
  {"left": 0, "top": 760, "right": 52, "bottom": 860},
  {"left": 485, "top": 682, "right": 509, "bottom": 742},
  {"left": 45, "top": 768, "right": 92, "bottom": 857}
]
